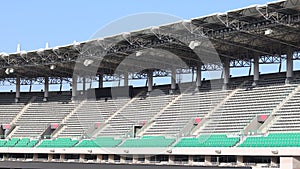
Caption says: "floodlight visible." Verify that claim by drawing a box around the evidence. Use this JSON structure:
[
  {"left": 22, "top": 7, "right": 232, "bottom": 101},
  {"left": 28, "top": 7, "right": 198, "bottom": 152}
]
[
  {"left": 265, "top": 29, "right": 273, "bottom": 35},
  {"left": 50, "top": 65, "right": 56, "bottom": 70},
  {"left": 83, "top": 59, "right": 94, "bottom": 67},
  {"left": 189, "top": 40, "right": 201, "bottom": 49},
  {"left": 136, "top": 51, "right": 143, "bottom": 57}
]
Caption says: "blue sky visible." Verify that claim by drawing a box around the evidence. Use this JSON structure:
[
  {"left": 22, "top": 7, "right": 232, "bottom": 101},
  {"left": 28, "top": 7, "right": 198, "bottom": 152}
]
[
  {"left": 0, "top": 0, "right": 275, "bottom": 53},
  {"left": 0, "top": 0, "right": 297, "bottom": 91}
]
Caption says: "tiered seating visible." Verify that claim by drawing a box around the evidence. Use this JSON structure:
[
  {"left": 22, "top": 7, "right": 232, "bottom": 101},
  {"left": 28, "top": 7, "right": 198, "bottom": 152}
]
[
  {"left": 3, "top": 138, "right": 19, "bottom": 147},
  {"left": 144, "top": 90, "right": 231, "bottom": 136},
  {"left": 0, "top": 93, "right": 27, "bottom": 126},
  {"left": 13, "top": 94, "right": 78, "bottom": 138},
  {"left": 97, "top": 92, "right": 175, "bottom": 137},
  {"left": 15, "top": 138, "right": 39, "bottom": 147},
  {"left": 58, "top": 98, "right": 129, "bottom": 137},
  {"left": 239, "top": 133, "right": 300, "bottom": 147},
  {"left": 269, "top": 90, "right": 300, "bottom": 132},
  {"left": 0, "top": 138, "right": 38, "bottom": 147},
  {"left": 200, "top": 85, "right": 296, "bottom": 134},
  {"left": 38, "top": 138, "right": 78, "bottom": 148},
  {"left": 175, "top": 134, "right": 239, "bottom": 147},
  {"left": 76, "top": 137, "right": 122, "bottom": 147},
  {"left": 120, "top": 136, "right": 175, "bottom": 147}
]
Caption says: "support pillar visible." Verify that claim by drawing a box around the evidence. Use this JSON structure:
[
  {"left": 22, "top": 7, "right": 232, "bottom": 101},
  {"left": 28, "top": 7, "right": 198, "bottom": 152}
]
[
  {"left": 204, "top": 155, "right": 212, "bottom": 166},
  {"left": 188, "top": 155, "right": 193, "bottom": 165},
  {"left": 15, "top": 77, "right": 20, "bottom": 103},
  {"left": 145, "top": 155, "right": 151, "bottom": 164},
  {"left": 169, "top": 155, "right": 175, "bottom": 165},
  {"left": 96, "top": 154, "right": 102, "bottom": 162},
  {"left": 48, "top": 154, "right": 53, "bottom": 161},
  {"left": 60, "top": 154, "right": 65, "bottom": 162},
  {"left": 196, "top": 64, "right": 202, "bottom": 88},
  {"left": 133, "top": 155, "right": 139, "bottom": 164},
  {"left": 271, "top": 156, "right": 278, "bottom": 166},
  {"left": 252, "top": 56, "right": 260, "bottom": 86},
  {"left": 223, "top": 58, "right": 230, "bottom": 90},
  {"left": 82, "top": 77, "right": 86, "bottom": 92},
  {"left": 79, "top": 154, "right": 85, "bottom": 162},
  {"left": 72, "top": 75, "right": 78, "bottom": 101},
  {"left": 286, "top": 49, "right": 294, "bottom": 84},
  {"left": 33, "top": 154, "right": 38, "bottom": 161},
  {"left": 147, "top": 70, "right": 153, "bottom": 93},
  {"left": 108, "top": 154, "right": 114, "bottom": 163},
  {"left": 171, "top": 68, "right": 176, "bottom": 93},
  {"left": 43, "top": 77, "right": 49, "bottom": 102},
  {"left": 120, "top": 155, "right": 126, "bottom": 163},
  {"left": 124, "top": 72, "right": 129, "bottom": 86},
  {"left": 98, "top": 74, "right": 103, "bottom": 88},
  {"left": 237, "top": 156, "right": 243, "bottom": 166}
]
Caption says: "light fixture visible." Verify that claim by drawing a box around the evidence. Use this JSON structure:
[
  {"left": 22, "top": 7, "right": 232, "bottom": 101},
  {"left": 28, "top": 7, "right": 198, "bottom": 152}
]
[
  {"left": 215, "top": 149, "right": 221, "bottom": 154},
  {"left": 5, "top": 68, "right": 14, "bottom": 75},
  {"left": 50, "top": 65, "right": 56, "bottom": 70},
  {"left": 271, "top": 150, "right": 278, "bottom": 154},
  {"left": 189, "top": 40, "right": 201, "bottom": 49},
  {"left": 265, "top": 29, "right": 273, "bottom": 35},
  {"left": 83, "top": 59, "right": 94, "bottom": 67},
  {"left": 136, "top": 51, "right": 143, "bottom": 57}
]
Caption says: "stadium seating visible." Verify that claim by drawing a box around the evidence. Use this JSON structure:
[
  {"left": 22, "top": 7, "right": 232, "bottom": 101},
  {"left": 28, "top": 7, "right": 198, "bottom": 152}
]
[
  {"left": 15, "top": 138, "right": 39, "bottom": 147},
  {"left": 239, "top": 133, "right": 300, "bottom": 147},
  {"left": 199, "top": 85, "right": 296, "bottom": 134},
  {"left": 119, "top": 136, "right": 175, "bottom": 147},
  {"left": 97, "top": 92, "right": 175, "bottom": 137},
  {"left": 269, "top": 90, "right": 300, "bottom": 132},
  {"left": 12, "top": 94, "right": 78, "bottom": 137},
  {"left": 58, "top": 98, "right": 129, "bottom": 137},
  {"left": 144, "top": 90, "right": 231, "bottom": 136},
  {"left": 76, "top": 137, "right": 122, "bottom": 147},
  {"left": 175, "top": 134, "right": 239, "bottom": 147},
  {"left": 38, "top": 138, "right": 78, "bottom": 148}
]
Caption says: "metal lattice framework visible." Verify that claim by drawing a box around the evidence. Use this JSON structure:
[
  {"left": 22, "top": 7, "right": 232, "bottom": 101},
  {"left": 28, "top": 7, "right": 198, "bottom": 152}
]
[{"left": 0, "top": 0, "right": 299, "bottom": 84}]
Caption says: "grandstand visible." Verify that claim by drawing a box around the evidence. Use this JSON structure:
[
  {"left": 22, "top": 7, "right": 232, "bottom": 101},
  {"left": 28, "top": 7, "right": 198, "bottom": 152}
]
[{"left": 0, "top": 0, "right": 300, "bottom": 169}]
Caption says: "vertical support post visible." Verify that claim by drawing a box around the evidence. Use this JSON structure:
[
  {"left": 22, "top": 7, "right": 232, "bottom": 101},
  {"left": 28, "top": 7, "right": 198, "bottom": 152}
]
[
  {"left": 72, "top": 75, "right": 78, "bottom": 101},
  {"left": 147, "top": 70, "right": 153, "bottom": 93},
  {"left": 223, "top": 57, "right": 230, "bottom": 90},
  {"left": 15, "top": 77, "right": 21, "bottom": 103},
  {"left": 124, "top": 72, "right": 129, "bottom": 86},
  {"left": 196, "top": 64, "right": 202, "bottom": 88},
  {"left": 205, "top": 155, "right": 212, "bottom": 166},
  {"left": 286, "top": 49, "right": 294, "bottom": 84},
  {"left": 145, "top": 155, "right": 151, "bottom": 164},
  {"left": 79, "top": 154, "right": 85, "bottom": 162},
  {"left": 43, "top": 76, "right": 49, "bottom": 102},
  {"left": 188, "top": 155, "right": 193, "bottom": 165},
  {"left": 171, "top": 68, "right": 176, "bottom": 93},
  {"left": 48, "top": 154, "right": 53, "bottom": 161},
  {"left": 169, "top": 155, "right": 175, "bottom": 165},
  {"left": 96, "top": 154, "right": 102, "bottom": 162},
  {"left": 98, "top": 74, "right": 103, "bottom": 88},
  {"left": 82, "top": 77, "right": 86, "bottom": 92},
  {"left": 253, "top": 56, "right": 260, "bottom": 86},
  {"left": 60, "top": 154, "right": 65, "bottom": 162},
  {"left": 237, "top": 156, "right": 243, "bottom": 166}
]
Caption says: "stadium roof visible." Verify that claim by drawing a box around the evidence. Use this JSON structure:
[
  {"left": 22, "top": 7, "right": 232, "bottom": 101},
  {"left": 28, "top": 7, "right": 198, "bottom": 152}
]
[{"left": 0, "top": 0, "right": 299, "bottom": 78}]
